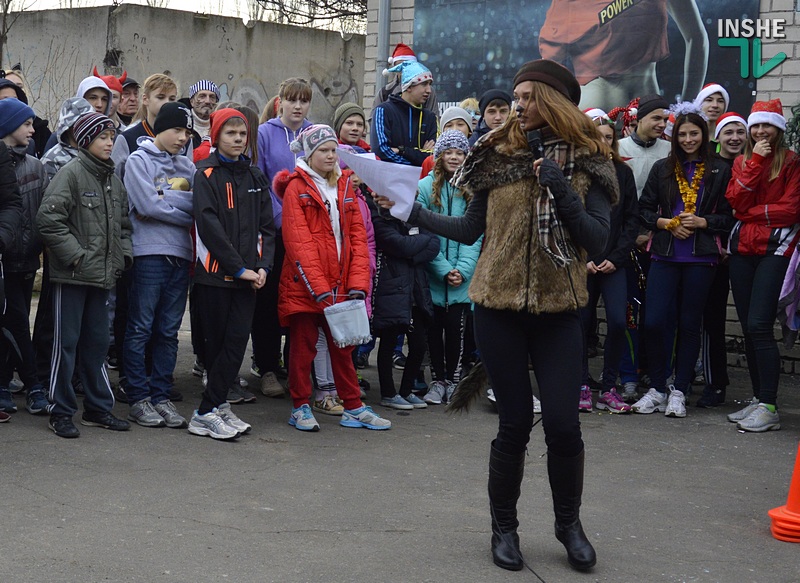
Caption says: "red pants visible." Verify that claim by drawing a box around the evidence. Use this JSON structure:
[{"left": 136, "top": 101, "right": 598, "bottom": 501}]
[{"left": 288, "top": 313, "right": 362, "bottom": 410}]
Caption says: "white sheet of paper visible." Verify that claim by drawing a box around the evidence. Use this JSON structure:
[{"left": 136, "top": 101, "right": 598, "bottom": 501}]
[{"left": 337, "top": 148, "right": 420, "bottom": 222}]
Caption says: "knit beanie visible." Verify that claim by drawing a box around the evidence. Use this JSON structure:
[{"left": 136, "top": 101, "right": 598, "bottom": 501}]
[
  {"left": 290, "top": 124, "right": 338, "bottom": 157},
  {"left": 333, "top": 102, "right": 365, "bottom": 136},
  {"left": 440, "top": 106, "right": 473, "bottom": 132},
  {"left": 209, "top": 108, "right": 248, "bottom": 146},
  {"left": 154, "top": 102, "right": 194, "bottom": 134},
  {"left": 479, "top": 89, "right": 512, "bottom": 116},
  {"left": 385, "top": 60, "right": 433, "bottom": 92},
  {"left": 694, "top": 83, "right": 730, "bottom": 112},
  {"left": 748, "top": 99, "right": 786, "bottom": 131},
  {"left": 636, "top": 94, "right": 669, "bottom": 121},
  {"left": 92, "top": 66, "right": 124, "bottom": 94},
  {"left": 0, "top": 97, "right": 35, "bottom": 138},
  {"left": 714, "top": 112, "right": 747, "bottom": 140},
  {"left": 512, "top": 59, "right": 581, "bottom": 105},
  {"left": 73, "top": 112, "right": 115, "bottom": 149},
  {"left": 433, "top": 129, "right": 470, "bottom": 159},
  {"left": 189, "top": 80, "right": 220, "bottom": 100}
]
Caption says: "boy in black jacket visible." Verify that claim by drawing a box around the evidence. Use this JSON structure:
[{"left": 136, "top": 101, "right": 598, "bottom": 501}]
[{"left": 189, "top": 108, "right": 275, "bottom": 440}]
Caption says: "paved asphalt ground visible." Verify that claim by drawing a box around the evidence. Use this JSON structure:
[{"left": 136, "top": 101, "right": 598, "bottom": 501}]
[{"left": 3, "top": 309, "right": 800, "bottom": 583}]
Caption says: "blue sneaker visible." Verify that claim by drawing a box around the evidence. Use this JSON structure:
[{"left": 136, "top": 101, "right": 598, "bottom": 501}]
[
  {"left": 405, "top": 394, "right": 428, "bottom": 409},
  {"left": 380, "top": 395, "right": 413, "bottom": 410},
  {"left": 0, "top": 388, "right": 17, "bottom": 413},
  {"left": 289, "top": 404, "right": 320, "bottom": 432},
  {"left": 26, "top": 388, "right": 50, "bottom": 415},
  {"left": 340, "top": 406, "right": 391, "bottom": 430}
]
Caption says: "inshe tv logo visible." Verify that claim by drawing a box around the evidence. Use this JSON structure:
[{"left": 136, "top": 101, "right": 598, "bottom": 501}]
[{"left": 718, "top": 19, "right": 787, "bottom": 79}]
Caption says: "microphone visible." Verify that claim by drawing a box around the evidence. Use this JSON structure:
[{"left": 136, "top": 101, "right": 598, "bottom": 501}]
[{"left": 526, "top": 129, "right": 543, "bottom": 159}]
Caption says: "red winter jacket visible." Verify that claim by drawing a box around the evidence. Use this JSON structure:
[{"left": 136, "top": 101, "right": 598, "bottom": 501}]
[
  {"left": 726, "top": 150, "right": 800, "bottom": 257},
  {"left": 273, "top": 164, "right": 370, "bottom": 325}
]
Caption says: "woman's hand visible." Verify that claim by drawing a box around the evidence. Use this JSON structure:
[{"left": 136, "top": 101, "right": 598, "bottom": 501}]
[
  {"left": 753, "top": 138, "right": 772, "bottom": 158},
  {"left": 671, "top": 224, "right": 694, "bottom": 240},
  {"left": 586, "top": 261, "right": 598, "bottom": 274},
  {"left": 447, "top": 269, "right": 463, "bottom": 287},
  {"left": 678, "top": 213, "right": 707, "bottom": 230}
]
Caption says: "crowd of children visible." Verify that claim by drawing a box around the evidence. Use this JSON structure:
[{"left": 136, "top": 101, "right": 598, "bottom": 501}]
[{"left": 0, "top": 43, "right": 797, "bottom": 439}]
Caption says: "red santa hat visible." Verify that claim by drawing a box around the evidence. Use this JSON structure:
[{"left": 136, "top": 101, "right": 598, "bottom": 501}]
[
  {"left": 694, "top": 83, "right": 730, "bottom": 111},
  {"left": 388, "top": 43, "right": 417, "bottom": 65},
  {"left": 714, "top": 111, "right": 747, "bottom": 140},
  {"left": 748, "top": 99, "right": 786, "bottom": 132},
  {"left": 583, "top": 107, "right": 608, "bottom": 121}
]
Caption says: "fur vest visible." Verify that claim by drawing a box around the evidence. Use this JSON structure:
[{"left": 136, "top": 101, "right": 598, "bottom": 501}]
[{"left": 460, "top": 145, "right": 617, "bottom": 314}]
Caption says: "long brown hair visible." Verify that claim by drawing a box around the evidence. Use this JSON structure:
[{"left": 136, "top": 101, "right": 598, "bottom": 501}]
[
  {"left": 430, "top": 155, "right": 470, "bottom": 211},
  {"left": 485, "top": 83, "right": 609, "bottom": 158},
  {"left": 235, "top": 105, "right": 260, "bottom": 166},
  {"left": 742, "top": 128, "right": 786, "bottom": 182}
]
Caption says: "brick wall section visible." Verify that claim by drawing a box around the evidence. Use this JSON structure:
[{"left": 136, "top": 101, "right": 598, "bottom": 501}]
[{"left": 363, "top": 0, "right": 800, "bottom": 374}]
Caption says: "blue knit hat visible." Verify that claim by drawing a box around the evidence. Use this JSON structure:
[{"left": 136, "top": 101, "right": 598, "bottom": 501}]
[
  {"left": 0, "top": 98, "right": 35, "bottom": 138},
  {"left": 386, "top": 60, "right": 433, "bottom": 92},
  {"left": 434, "top": 129, "right": 470, "bottom": 159},
  {"left": 189, "top": 80, "right": 220, "bottom": 100}
]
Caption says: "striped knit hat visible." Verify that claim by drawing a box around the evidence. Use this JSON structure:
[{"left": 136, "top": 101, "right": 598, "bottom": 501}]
[
  {"left": 189, "top": 80, "right": 220, "bottom": 100},
  {"left": 73, "top": 112, "right": 115, "bottom": 149}
]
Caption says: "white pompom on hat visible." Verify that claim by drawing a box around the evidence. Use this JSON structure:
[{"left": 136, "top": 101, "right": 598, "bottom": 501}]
[{"left": 693, "top": 83, "right": 730, "bottom": 111}]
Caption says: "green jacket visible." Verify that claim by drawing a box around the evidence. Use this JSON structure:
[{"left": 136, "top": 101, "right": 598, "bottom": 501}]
[{"left": 37, "top": 150, "right": 133, "bottom": 289}]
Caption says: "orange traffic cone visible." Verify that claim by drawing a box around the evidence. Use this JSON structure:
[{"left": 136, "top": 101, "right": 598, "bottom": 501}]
[{"left": 768, "top": 443, "right": 800, "bottom": 543}]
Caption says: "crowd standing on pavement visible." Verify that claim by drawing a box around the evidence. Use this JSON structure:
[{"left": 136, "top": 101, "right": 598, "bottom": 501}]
[{"left": 0, "top": 40, "right": 798, "bottom": 573}]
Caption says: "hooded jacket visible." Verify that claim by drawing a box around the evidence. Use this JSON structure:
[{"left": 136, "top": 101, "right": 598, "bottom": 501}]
[
  {"left": 256, "top": 116, "right": 312, "bottom": 230},
  {"left": 3, "top": 145, "right": 48, "bottom": 272},
  {"left": 192, "top": 151, "right": 275, "bottom": 289},
  {"left": 370, "top": 198, "right": 439, "bottom": 331},
  {"left": 726, "top": 149, "right": 800, "bottom": 257},
  {"left": 111, "top": 119, "right": 193, "bottom": 181},
  {"left": 36, "top": 150, "right": 133, "bottom": 289},
  {"left": 0, "top": 141, "right": 22, "bottom": 255},
  {"left": 123, "top": 139, "right": 195, "bottom": 261},
  {"left": 41, "top": 97, "right": 94, "bottom": 180},
  {"left": 416, "top": 171, "right": 482, "bottom": 307},
  {"left": 272, "top": 163, "right": 370, "bottom": 326},
  {"left": 370, "top": 94, "right": 437, "bottom": 166},
  {"left": 74, "top": 76, "right": 112, "bottom": 116}
]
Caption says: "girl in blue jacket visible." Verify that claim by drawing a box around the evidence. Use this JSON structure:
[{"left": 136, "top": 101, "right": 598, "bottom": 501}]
[{"left": 416, "top": 131, "right": 482, "bottom": 404}]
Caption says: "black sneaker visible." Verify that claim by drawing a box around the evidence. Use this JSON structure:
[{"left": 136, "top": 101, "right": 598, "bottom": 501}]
[
  {"left": 392, "top": 352, "right": 407, "bottom": 370},
  {"left": 81, "top": 410, "right": 131, "bottom": 431},
  {"left": 696, "top": 386, "right": 726, "bottom": 408},
  {"left": 49, "top": 415, "right": 80, "bottom": 438},
  {"left": 26, "top": 389, "right": 50, "bottom": 415},
  {"left": 356, "top": 352, "right": 369, "bottom": 369}
]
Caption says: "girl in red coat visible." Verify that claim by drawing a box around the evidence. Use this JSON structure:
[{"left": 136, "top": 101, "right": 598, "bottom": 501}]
[
  {"left": 273, "top": 124, "right": 392, "bottom": 432},
  {"left": 726, "top": 100, "right": 800, "bottom": 432}
]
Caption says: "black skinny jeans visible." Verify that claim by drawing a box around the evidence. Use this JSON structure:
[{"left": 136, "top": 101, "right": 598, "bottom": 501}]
[
  {"left": 428, "top": 303, "right": 468, "bottom": 382},
  {"left": 728, "top": 254, "right": 790, "bottom": 406},
  {"left": 377, "top": 306, "right": 428, "bottom": 399},
  {"left": 475, "top": 304, "right": 584, "bottom": 459}
]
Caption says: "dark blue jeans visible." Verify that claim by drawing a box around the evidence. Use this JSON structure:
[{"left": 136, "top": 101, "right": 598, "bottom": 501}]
[
  {"left": 728, "top": 254, "right": 791, "bottom": 406},
  {"left": 580, "top": 269, "right": 627, "bottom": 391},
  {"left": 123, "top": 255, "right": 189, "bottom": 405},
  {"left": 644, "top": 261, "right": 716, "bottom": 393}
]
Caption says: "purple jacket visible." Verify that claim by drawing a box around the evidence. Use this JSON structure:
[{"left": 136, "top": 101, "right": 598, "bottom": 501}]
[{"left": 256, "top": 117, "right": 311, "bottom": 230}]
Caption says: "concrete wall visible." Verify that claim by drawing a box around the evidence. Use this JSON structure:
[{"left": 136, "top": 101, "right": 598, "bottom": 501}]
[{"left": 6, "top": 5, "right": 365, "bottom": 126}]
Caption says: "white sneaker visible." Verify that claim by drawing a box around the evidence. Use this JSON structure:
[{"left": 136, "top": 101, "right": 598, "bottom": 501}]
[
  {"left": 188, "top": 410, "right": 239, "bottom": 440},
  {"left": 533, "top": 395, "right": 542, "bottom": 414},
  {"left": 340, "top": 406, "right": 391, "bottom": 430},
  {"left": 289, "top": 404, "right": 320, "bottom": 432},
  {"left": 664, "top": 386, "right": 686, "bottom": 418},
  {"left": 736, "top": 404, "right": 781, "bottom": 432},
  {"left": 423, "top": 380, "right": 447, "bottom": 405},
  {"left": 727, "top": 397, "right": 759, "bottom": 423},
  {"left": 631, "top": 388, "right": 667, "bottom": 414},
  {"left": 216, "top": 402, "right": 252, "bottom": 434}
]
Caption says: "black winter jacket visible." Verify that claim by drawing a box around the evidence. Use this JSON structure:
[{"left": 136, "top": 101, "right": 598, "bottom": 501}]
[
  {"left": 588, "top": 160, "right": 639, "bottom": 267},
  {"left": 0, "top": 141, "right": 22, "bottom": 255},
  {"left": 640, "top": 156, "right": 735, "bottom": 258},
  {"left": 4, "top": 146, "right": 47, "bottom": 272},
  {"left": 193, "top": 152, "right": 275, "bottom": 289},
  {"left": 370, "top": 94, "right": 438, "bottom": 166},
  {"left": 370, "top": 199, "right": 439, "bottom": 332}
]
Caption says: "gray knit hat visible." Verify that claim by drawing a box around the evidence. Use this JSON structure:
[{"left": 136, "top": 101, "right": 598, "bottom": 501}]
[{"left": 434, "top": 129, "right": 470, "bottom": 158}]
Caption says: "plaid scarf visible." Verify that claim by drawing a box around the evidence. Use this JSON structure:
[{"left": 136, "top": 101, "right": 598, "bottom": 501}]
[{"left": 537, "top": 127, "right": 577, "bottom": 267}]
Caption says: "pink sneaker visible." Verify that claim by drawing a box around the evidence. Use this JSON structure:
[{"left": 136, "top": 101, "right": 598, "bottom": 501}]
[
  {"left": 578, "top": 385, "right": 593, "bottom": 412},
  {"left": 596, "top": 388, "right": 632, "bottom": 414}
]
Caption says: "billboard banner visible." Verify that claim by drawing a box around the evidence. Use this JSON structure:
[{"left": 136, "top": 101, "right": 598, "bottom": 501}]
[{"left": 413, "top": 0, "right": 759, "bottom": 114}]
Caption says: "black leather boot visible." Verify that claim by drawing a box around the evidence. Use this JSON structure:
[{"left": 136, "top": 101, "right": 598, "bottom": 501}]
[
  {"left": 547, "top": 449, "right": 597, "bottom": 571},
  {"left": 488, "top": 440, "right": 525, "bottom": 571}
]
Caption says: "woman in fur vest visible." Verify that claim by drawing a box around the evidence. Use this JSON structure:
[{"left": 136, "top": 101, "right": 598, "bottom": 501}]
[{"left": 376, "top": 60, "right": 617, "bottom": 571}]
